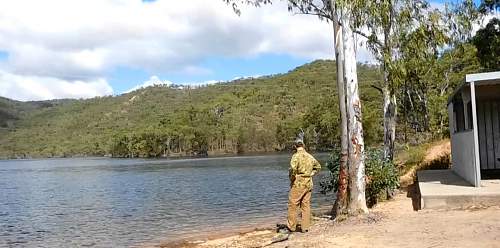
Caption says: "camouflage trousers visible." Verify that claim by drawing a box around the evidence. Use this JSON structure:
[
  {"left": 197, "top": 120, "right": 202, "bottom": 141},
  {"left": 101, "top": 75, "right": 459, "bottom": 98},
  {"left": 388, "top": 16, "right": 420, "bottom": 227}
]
[{"left": 287, "top": 186, "right": 312, "bottom": 232}]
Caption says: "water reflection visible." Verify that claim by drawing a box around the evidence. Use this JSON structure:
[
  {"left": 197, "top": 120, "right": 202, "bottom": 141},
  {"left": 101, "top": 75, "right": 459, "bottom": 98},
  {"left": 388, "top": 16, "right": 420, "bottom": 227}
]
[{"left": 0, "top": 154, "right": 333, "bottom": 247}]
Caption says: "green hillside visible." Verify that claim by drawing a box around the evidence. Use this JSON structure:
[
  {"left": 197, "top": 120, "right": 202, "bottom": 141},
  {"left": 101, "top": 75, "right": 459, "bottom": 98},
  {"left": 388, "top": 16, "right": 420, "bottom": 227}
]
[
  {"left": 0, "top": 97, "right": 74, "bottom": 134},
  {"left": 0, "top": 97, "right": 46, "bottom": 128},
  {"left": 0, "top": 60, "right": 383, "bottom": 158}
]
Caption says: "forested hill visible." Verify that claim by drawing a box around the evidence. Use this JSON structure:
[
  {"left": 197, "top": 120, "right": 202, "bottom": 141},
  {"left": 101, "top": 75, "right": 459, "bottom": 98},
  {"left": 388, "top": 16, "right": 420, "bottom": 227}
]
[
  {"left": 0, "top": 97, "right": 75, "bottom": 128},
  {"left": 0, "top": 60, "right": 384, "bottom": 159}
]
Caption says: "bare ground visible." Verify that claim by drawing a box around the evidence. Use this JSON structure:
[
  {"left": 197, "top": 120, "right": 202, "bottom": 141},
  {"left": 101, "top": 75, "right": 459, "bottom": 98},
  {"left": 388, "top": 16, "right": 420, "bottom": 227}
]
[{"left": 166, "top": 190, "right": 500, "bottom": 248}]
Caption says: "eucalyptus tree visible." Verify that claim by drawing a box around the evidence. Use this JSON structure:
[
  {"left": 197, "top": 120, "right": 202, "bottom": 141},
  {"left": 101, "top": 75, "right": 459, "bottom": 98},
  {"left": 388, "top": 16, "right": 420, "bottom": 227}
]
[
  {"left": 472, "top": 18, "right": 500, "bottom": 70},
  {"left": 345, "top": 0, "right": 442, "bottom": 161},
  {"left": 283, "top": 0, "right": 448, "bottom": 162},
  {"left": 397, "top": 9, "right": 449, "bottom": 136},
  {"left": 339, "top": 2, "right": 369, "bottom": 213},
  {"left": 337, "top": 0, "right": 487, "bottom": 160},
  {"left": 224, "top": 0, "right": 455, "bottom": 213},
  {"left": 225, "top": 0, "right": 369, "bottom": 214},
  {"left": 269, "top": 0, "right": 368, "bottom": 214},
  {"left": 402, "top": 0, "right": 488, "bottom": 137},
  {"left": 444, "top": 0, "right": 482, "bottom": 46},
  {"left": 330, "top": 2, "right": 349, "bottom": 216},
  {"left": 290, "top": 0, "right": 355, "bottom": 217}
]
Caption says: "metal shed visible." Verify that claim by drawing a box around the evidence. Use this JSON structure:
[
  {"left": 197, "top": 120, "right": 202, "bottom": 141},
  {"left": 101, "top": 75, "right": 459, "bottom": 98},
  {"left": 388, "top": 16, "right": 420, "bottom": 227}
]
[{"left": 448, "top": 71, "right": 500, "bottom": 187}]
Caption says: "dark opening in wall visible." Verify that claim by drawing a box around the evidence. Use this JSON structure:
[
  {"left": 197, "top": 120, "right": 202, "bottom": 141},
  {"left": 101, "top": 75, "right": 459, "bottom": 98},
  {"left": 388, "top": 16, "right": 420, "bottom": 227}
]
[{"left": 453, "top": 99, "right": 465, "bottom": 133}]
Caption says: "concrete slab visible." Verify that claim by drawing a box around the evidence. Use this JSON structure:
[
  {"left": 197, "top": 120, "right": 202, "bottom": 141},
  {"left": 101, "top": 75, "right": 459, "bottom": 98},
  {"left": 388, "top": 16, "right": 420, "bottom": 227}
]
[{"left": 417, "top": 170, "right": 500, "bottom": 209}]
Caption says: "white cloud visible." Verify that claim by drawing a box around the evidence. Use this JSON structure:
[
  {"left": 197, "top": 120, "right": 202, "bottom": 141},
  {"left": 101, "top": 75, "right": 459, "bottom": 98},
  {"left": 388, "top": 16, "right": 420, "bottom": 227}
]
[
  {"left": 0, "top": 70, "right": 113, "bottom": 101},
  {"left": 0, "top": 0, "right": 377, "bottom": 101},
  {"left": 232, "top": 75, "right": 262, "bottom": 80},
  {"left": 0, "top": 0, "right": 368, "bottom": 74},
  {"left": 123, "top": 76, "right": 246, "bottom": 93},
  {"left": 196, "top": 80, "right": 221, "bottom": 85},
  {"left": 125, "top": 75, "right": 173, "bottom": 93}
]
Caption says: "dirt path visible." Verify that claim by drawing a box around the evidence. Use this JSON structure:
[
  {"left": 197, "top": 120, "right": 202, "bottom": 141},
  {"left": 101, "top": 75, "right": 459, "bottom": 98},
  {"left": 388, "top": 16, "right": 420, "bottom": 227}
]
[{"left": 178, "top": 191, "right": 500, "bottom": 248}]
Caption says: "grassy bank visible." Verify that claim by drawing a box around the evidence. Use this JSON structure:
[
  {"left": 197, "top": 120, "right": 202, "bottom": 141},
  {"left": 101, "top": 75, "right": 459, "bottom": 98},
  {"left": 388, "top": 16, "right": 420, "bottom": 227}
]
[{"left": 395, "top": 139, "right": 451, "bottom": 187}]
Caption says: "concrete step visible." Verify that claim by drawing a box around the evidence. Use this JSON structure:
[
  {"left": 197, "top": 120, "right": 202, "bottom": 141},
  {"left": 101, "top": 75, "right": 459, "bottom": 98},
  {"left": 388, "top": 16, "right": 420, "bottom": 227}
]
[{"left": 417, "top": 170, "right": 500, "bottom": 209}]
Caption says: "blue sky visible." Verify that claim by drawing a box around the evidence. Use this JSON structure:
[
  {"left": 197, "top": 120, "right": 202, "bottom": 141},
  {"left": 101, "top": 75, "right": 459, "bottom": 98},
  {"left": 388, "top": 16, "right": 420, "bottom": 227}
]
[
  {"left": 0, "top": 0, "right": 495, "bottom": 101},
  {"left": 0, "top": 50, "right": 8, "bottom": 60},
  {"left": 109, "top": 54, "right": 310, "bottom": 94}
]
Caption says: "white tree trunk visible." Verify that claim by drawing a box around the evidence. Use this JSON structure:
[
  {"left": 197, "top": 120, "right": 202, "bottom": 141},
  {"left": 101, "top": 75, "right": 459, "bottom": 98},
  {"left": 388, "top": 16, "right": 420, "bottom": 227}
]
[
  {"left": 331, "top": 1, "right": 349, "bottom": 217},
  {"left": 383, "top": 85, "right": 397, "bottom": 161},
  {"left": 381, "top": 12, "right": 397, "bottom": 162},
  {"left": 341, "top": 8, "right": 368, "bottom": 214}
]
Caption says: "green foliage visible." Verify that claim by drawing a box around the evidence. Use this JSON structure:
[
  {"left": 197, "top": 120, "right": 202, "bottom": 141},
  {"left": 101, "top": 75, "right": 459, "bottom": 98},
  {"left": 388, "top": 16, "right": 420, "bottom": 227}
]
[
  {"left": 320, "top": 147, "right": 400, "bottom": 206},
  {"left": 364, "top": 149, "right": 400, "bottom": 206},
  {"left": 0, "top": 97, "right": 72, "bottom": 129},
  {"left": 479, "top": 0, "right": 500, "bottom": 13},
  {"left": 398, "top": 40, "right": 481, "bottom": 142},
  {"left": 0, "top": 60, "right": 383, "bottom": 158},
  {"left": 319, "top": 148, "right": 341, "bottom": 194},
  {"left": 472, "top": 18, "right": 500, "bottom": 71},
  {"left": 444, "top": 0, "right": 483, "bottom": 46}
]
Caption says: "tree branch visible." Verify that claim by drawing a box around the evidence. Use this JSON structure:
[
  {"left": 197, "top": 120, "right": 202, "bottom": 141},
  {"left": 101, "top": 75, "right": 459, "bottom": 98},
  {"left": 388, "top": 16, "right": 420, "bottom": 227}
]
[
  {"left": 371, "top": 84, "right": 384, "bottom": 94},
  {"left": 353, "top": 29, "right": 383, "bottom": 48},
  {"left": 288, "top": 0, "right": 332, "bottom": 21},
  {"left": 291, "top": 11, "right": 331, "bottom": 20},
  {"left": 309, "top": 1, "right": 331, "bottom": 19}
]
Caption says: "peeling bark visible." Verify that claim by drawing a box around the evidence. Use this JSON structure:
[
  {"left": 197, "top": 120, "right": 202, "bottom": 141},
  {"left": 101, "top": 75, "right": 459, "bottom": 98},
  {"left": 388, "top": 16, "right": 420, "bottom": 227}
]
[
  {"left": 342, "top": 8, "right": 368, "bottom": 214},
  {"left": 331, "top": 2, "right": 349, "bottom": 218}
]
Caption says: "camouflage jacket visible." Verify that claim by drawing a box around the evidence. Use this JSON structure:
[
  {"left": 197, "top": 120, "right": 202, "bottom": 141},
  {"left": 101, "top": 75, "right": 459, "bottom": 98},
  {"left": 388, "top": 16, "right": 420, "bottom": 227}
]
[{"left": 289, "top": 147, "right": 321, "bottom": 190}]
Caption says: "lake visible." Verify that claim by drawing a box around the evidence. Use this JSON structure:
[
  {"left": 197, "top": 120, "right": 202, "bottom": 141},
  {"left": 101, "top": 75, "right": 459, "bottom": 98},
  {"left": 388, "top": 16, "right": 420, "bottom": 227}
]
[{"left": 0, "top": 153, "right": 333, "bottom": 247}]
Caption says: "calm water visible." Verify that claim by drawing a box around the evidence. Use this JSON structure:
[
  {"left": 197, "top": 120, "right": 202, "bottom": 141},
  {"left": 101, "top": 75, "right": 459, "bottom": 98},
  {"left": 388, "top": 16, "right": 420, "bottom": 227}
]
[{"left": 0, "top": 154, "right": 333, "bottom": 247}]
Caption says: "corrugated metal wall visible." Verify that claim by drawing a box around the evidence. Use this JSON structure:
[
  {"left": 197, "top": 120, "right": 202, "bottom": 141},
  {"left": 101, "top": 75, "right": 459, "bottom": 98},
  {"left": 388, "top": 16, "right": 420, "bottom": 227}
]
[{"left": 477, "top": 101, "right": 500, "bottom": 170}]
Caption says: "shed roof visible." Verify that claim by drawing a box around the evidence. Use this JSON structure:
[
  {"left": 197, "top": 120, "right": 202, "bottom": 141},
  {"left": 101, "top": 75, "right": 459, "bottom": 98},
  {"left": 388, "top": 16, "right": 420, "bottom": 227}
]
[
  {"left": 448, "top": 71, "right": 500, "bottom": 105},
  {"left": 466, "top": 71, "right": 500, "bottom": 83}
]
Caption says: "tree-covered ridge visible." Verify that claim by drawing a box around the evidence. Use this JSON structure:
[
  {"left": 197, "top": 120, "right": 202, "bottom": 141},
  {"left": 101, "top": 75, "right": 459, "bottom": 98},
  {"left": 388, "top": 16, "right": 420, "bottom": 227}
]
[
  {"left": 0, "top": 97, "right": 74, "bottom": 132},
  {"left": 0, "top": 60, "right": 383, "bottom": 159}
]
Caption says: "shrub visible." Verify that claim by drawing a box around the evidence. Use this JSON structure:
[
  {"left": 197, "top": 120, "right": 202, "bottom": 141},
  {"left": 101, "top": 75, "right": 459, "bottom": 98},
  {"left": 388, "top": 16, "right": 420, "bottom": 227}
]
[
  {"left": 320, "top": 147, "right": 400, "bottom": 207},
  {"left": 319, "top": 149, "right": 341, "bottom": 194},
  {"left": 364, "top": 149, "right": 400, "bottom": 206}
]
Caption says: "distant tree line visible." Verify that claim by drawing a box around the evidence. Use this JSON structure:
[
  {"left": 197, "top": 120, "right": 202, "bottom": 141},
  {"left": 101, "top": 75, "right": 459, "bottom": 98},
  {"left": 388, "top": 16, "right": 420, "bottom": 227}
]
[{"left": 0, "top": 61, "right": 382, "bottom": 159}]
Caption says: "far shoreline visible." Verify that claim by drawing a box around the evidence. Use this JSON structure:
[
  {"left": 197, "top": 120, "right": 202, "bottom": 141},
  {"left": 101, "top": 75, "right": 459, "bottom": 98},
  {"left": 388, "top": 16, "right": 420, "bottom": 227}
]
[{"left": 0, "top": 150, "right": 333, "bottom": 161}]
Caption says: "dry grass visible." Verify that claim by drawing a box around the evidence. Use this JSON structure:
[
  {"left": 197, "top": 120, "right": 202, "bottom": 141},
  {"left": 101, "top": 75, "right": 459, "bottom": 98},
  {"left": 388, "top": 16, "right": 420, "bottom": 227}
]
[{"left": 396, "top": 139, "right": 451, "bottom": 187}]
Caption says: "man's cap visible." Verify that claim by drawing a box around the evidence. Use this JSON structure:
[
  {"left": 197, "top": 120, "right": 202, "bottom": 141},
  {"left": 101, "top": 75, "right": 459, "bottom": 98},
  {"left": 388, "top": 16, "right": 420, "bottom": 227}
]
[{"left": 294, "top": 138, "right": 304, "bottom": 145}]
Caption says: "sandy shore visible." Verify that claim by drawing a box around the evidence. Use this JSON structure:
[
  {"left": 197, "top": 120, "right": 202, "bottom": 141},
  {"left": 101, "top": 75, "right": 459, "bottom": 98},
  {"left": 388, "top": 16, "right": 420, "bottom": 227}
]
[{"left": 155, "top": 188, "right": 500, "bottom": 248}]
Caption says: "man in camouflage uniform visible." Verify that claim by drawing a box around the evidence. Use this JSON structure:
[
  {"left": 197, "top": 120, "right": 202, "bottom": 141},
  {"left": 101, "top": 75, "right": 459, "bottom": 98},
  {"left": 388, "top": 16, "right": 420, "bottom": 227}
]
[{"left": 287, "top": 139, "right": 321, "bottom": 233}]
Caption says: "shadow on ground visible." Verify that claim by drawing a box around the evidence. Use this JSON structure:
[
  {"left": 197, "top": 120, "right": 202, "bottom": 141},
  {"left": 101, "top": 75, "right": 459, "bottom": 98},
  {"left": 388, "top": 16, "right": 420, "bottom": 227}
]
[{"left": 406, "top": 182, "right": 421, "bottom": 211}]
